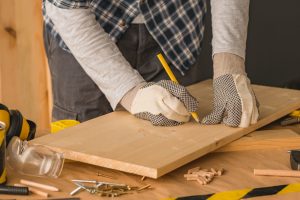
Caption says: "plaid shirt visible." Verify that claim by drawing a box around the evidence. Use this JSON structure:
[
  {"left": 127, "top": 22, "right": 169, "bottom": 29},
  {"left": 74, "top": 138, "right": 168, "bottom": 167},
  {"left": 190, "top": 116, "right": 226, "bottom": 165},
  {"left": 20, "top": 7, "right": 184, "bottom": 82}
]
[{"left": 43, "top": 0, "right": 207, "bottom": 72}]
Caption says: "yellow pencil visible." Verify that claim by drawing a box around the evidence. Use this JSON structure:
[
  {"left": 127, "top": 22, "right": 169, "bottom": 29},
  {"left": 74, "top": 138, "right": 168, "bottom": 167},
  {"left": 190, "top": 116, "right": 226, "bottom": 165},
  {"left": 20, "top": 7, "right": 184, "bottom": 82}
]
[{"left": 157, "top": 53, "right": 200, "bottom": 123}]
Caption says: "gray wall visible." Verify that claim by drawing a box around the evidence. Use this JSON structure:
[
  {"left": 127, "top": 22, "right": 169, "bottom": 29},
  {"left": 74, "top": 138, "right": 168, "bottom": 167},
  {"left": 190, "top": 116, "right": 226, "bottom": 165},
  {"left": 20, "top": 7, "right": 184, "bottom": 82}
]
[{"left": 197, "top": 0, "right": 300, "bottom": 88}]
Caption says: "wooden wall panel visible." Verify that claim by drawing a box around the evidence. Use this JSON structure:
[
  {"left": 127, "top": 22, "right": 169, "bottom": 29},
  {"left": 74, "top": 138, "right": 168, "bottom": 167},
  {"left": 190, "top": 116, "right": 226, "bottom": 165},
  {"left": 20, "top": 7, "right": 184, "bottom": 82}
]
[
  {"left": 0, "top": 0, "right": 17, "bottom": 103},
  {"left": 0, "top": 0, "right": 51, "bottom": 132}
]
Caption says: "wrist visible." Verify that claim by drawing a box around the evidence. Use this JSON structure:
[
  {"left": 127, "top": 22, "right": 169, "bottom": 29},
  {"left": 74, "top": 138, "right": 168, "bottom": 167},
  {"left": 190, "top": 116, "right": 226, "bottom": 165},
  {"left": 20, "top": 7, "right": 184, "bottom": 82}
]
[
  {"left": 213, "top": 53, "right": 246, "bottom": 79},
  {"left": 120, "top": 82, "right": 147, "bottom": 112}
]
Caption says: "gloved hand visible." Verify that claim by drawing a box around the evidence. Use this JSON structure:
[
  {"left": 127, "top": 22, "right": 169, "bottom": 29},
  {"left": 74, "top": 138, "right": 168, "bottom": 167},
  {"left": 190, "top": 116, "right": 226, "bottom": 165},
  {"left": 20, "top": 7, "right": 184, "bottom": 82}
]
[
  {"left": 202, "top": 53, "right": 259, "bottom": 128},
  {"left": 121, "top": 80, "right": 199, "bottom": 126}
]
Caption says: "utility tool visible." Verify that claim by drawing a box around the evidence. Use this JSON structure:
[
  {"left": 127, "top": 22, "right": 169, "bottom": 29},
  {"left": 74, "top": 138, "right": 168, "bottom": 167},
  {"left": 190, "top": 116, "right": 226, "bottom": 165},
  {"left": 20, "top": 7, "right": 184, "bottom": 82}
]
[
  {"left": 14, "top": 183, "right": 49, "bottom": 198},
  {"left": 165, "top": 183, "right": 300, "bottom": 200},
  {"left": 281, "top": 117, "right": 300, "bottom": 126},
  {"left": 289, "top": 149, "right": 300, "bottom": 170},
  {"left": 0, "top": 185, "right": 29, "bottom": 195},
  {"left": 157, "top": 53, "right": 200, "bottom": 123},
  {"left": 0, "top": 103, "right": 36, "bottom": 145},
  {"left": 281, "top": 109, "right": 300, "bottom": 126},
  {"left": 0, "top": 103, "right": 37, "bottom": 184}
]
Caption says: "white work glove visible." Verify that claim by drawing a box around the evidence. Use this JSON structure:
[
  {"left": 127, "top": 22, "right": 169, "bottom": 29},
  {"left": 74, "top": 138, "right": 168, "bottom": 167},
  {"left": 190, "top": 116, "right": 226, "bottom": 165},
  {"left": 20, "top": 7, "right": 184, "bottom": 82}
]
[
  {"left": 121, "top": 80, "right": 199, "bottom": 126},
  {"left": 202, "top": 53, "right": 259, "bottom": 128}
]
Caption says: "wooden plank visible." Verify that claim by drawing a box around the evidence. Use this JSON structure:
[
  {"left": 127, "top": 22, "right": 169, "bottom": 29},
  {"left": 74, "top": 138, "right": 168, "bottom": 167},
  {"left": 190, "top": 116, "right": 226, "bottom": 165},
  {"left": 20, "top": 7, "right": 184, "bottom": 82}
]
[
  {"left": 0, "top": 0, "right": 51, "bottom": 131},
  {"left": 32, "top": 80, "right": 300, "bottom": 178},
  {"left": 217, "top": 129, "right": 300, "bottom": 152}
]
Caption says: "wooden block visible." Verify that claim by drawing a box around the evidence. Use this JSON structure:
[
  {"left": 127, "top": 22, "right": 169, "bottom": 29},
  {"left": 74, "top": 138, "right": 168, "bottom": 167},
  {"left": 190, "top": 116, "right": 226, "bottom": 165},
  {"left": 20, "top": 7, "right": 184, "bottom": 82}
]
[
  {"left": 32, "top": 80, "right": 300, "bottom": 178},
  {"left": 217, "top": 129, "right": 300, "bottom": 152}
]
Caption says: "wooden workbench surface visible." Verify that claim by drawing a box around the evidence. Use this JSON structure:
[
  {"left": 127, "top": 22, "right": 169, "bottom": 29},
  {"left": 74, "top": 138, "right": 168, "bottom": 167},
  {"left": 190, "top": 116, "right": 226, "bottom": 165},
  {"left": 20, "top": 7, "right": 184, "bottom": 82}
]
[{"left": 4, "top": 125, "right": 300, "bottom": 200}]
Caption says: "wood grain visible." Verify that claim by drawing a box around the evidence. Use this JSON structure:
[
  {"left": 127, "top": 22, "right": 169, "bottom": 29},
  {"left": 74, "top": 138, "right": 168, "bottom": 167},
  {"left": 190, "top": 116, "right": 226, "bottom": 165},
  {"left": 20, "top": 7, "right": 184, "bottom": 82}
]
[
  {"left": 217, "top": 129, "right": 300, "bottom": 152},
  {"left": 3, "top": 147, "right": 300, "bottom": 200},
  {"left": 32, "top": 80, "right": 300, "bottom": 178},
  {"left": 0, "top": 0, "right": 51, "bottom": 131}
]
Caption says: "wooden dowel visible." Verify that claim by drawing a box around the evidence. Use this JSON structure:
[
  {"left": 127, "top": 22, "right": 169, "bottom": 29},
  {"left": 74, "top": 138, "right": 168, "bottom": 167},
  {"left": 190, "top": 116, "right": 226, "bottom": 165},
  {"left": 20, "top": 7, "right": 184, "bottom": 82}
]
[
  {"left": 184, "top": 174, "right": 199, "bottom": 178},
  {"left": 254, "top": 169, "right": 300, "bottom": 177},
  {"left": 20, "top": 179, "right": 59, "bottom": 192},
  {"left": 14, "top": 184, "right": 49, "bottom": 197},
  {"left": 188, "top": 167, "right": 200, "bottom": 174}
]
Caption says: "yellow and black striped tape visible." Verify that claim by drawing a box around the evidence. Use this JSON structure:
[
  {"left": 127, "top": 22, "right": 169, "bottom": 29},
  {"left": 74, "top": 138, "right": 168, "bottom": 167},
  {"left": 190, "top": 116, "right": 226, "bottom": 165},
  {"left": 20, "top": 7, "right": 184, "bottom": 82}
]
[{"left": 165, "top": 183, "right": 300, "bottom": 200}]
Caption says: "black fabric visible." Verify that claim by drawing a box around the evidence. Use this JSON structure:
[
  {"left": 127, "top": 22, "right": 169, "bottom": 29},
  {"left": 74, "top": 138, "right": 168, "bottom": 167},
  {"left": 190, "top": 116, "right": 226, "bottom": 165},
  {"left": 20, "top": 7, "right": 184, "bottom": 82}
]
[{"left": 44, "top": 24, "right": 205, "bottom": 122}]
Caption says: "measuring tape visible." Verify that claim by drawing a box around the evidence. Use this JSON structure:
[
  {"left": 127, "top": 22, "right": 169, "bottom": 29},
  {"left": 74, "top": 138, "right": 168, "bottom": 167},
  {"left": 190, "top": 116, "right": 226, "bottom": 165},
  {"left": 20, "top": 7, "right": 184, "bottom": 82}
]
[
  {"left": 165, "top": 183, "right": 300, "bottom": 200},
  {"left": 0, "top": 103, "right": 36, "bottom": 184}
]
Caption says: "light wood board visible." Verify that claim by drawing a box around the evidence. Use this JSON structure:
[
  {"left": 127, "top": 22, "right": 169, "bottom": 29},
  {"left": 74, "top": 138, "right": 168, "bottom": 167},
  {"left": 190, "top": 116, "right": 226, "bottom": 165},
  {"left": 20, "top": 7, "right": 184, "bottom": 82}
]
[
  {"left": 217, "top": 129, "right": 300, "bottom": 152},
  {"left": 32, "top": 80, "right": 300, "bottom": 178}
]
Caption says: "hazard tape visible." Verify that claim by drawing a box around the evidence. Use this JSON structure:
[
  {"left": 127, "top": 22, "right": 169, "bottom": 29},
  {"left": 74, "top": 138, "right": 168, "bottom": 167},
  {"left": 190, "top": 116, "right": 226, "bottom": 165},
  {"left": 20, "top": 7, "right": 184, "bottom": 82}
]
[{"left": 164, "top": 183, "right": 300, "bottom": 200}]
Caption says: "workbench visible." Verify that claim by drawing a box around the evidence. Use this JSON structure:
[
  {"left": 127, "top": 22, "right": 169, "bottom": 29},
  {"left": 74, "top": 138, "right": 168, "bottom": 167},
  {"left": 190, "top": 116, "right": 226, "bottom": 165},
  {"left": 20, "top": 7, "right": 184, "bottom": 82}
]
[{"left": 3, "top": 122, "right": 300, "bottom": 200}]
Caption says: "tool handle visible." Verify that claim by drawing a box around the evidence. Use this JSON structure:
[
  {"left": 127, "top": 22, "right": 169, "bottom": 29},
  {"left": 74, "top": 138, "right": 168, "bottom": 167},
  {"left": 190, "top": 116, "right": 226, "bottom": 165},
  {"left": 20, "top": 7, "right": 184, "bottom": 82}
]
[
  {"left": 0, "top": 185, "right": 29, "bottom": 195},
  {"left": 281, "top": 117, "right": 300, "bottom": 126}
]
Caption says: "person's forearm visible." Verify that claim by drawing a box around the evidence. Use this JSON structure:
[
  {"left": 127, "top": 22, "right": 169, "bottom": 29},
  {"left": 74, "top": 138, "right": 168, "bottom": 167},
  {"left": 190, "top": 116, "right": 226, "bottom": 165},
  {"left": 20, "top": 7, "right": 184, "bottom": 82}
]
[
  {"left": 45, "top": 1, "right": 144, "bottom": 109},
  {"left": 211, "top": 0, "right": 250, "bottom": 59},
  {"left": 211, "top": 0, "right": 250, "bottom": 78}
]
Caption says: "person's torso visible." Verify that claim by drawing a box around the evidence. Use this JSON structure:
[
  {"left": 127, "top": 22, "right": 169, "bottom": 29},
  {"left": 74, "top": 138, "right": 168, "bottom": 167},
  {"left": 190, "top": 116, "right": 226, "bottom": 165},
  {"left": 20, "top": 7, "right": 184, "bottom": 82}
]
[{"left": 43, "top": 0, "right": 207, "bottom": 72}]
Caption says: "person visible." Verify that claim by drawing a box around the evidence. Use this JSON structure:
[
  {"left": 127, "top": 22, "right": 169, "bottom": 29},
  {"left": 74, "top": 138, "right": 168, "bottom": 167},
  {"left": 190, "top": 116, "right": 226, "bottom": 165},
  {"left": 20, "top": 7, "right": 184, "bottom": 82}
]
[{"left": 42, "top": 0, "right": 259, "bottom": 127}]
